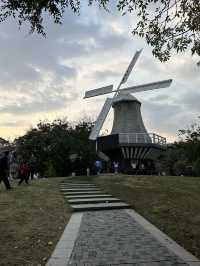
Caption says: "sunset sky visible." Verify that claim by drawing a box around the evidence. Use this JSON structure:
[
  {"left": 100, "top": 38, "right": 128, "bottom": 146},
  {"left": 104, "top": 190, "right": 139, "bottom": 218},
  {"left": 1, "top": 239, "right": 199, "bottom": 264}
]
[{"left": 0, "top": 3, "right": 199, "bottom": 142}]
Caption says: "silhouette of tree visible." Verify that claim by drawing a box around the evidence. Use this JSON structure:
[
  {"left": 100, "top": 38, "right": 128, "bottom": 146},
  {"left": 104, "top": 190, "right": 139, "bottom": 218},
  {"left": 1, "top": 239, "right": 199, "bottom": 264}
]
[{"left": 15, "top": 118, "right": 95, "bottom": 176}]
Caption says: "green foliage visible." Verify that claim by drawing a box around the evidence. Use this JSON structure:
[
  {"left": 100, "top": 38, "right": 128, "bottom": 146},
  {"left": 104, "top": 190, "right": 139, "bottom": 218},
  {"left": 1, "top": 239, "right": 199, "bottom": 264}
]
[
  {"left": 118, "top": 0, "right": 200, "bottom": 61},
  {"left": 14, "top": 118, "right": 96, "bottom": 177},
  {"left": 193, "top": 158, "right": 200, "bottom": 177},
  {"left": 159, "top": 119, "right": 200, "bottom": 176},
  {"left": 0, "top": 0, "right": 199, "bottom": 61},
  {"left": 43, "top": 161, "right": 57, "bottom": 177},
  {"left": 178, "top": 120, "right": 200, "bottom": 163},
  {"left": 0, "top": 0, "right": 108, "bottom": 35},
  {"left": 173, "top": 160, "right": 187, "bottom": 176}
]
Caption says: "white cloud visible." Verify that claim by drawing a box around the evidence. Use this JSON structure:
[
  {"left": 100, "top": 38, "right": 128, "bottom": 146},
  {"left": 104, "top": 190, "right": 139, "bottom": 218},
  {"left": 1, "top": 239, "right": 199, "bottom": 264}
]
[{"left": 0, "top": 5, "right": 199, "bottom": 142}]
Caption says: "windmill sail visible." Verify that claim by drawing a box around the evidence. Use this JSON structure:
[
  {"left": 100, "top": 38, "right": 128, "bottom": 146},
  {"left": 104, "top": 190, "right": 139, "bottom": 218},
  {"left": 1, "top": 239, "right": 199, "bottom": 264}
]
[
  {"left": 85, "top": 49, "right": 173, "bottom": 141},
  {"left": 120, "top": 49, "right": 142, "bottom": 85},
  {"left": 89, "top": 98, "right": 113, "bottom": 140},
  {"left": 84, "top": 85, "right": 113, "bottom": 99},
  {"left": 119, "top": 79, "right": 172, "bottom": 94}
]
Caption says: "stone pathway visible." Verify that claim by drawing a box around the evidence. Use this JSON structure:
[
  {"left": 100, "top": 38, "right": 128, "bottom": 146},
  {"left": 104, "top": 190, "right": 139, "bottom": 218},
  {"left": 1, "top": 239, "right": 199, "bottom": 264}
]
[
  {"left": 47, "top": 182, "right": 200, "bottom": 266},
  {"left": 61, "top": 182, "right": 129, "bottom": 211},
  {"left": 68, "top": 210, "right": 189, "bottom": 266}
]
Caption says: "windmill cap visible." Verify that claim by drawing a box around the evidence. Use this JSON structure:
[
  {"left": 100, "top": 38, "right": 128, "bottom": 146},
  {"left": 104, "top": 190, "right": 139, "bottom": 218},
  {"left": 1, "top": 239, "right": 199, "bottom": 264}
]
[{"left": 112, "top": 93, "right": 141, "bottom": 106}]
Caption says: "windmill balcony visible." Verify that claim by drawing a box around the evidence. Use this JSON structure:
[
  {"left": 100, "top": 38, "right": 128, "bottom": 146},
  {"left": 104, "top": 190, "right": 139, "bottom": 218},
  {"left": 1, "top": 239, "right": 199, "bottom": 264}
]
[
  {"left": 118, "top": 133, "right": 166, "bottom": 146},
  {"left": 97, "top": 132, "right": 166, "bottom": 152}
]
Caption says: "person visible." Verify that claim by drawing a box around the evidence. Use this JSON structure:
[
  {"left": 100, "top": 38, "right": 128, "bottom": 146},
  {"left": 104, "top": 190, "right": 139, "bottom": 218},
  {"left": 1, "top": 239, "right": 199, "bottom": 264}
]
[
  {"left": 0, "top": 151, "right": 12, "bottom": 190},
  {"left": 131, "top": 160, "right": 137, "bottom": 169},
  {"left": 18, "top": 160, "right": 30, "bottom": 185},
  {"left": 86, "top": 168, "right": 90, "bottom": 176},
  {"left": 113, "top": 161, "right": 119, "bottom": 174},
  {"left": 95, "top": 160, "right": 102, "bottom": 175},
  {"left": 29, "top": 154, "right": 37, "bottom": 180},
  {"left": 9, "top": 152, "right": 18, "bottom": 180}
]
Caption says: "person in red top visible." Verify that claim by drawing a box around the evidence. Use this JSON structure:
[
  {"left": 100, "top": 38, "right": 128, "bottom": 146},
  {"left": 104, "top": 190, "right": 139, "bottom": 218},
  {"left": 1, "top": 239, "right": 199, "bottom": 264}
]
[{"left": 18, "top": 160, "right": 30, "bottom": 185}]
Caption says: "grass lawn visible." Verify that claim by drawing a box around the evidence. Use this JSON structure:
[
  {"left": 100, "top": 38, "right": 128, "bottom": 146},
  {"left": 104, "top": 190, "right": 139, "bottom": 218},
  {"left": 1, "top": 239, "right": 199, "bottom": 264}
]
[
  {"left": 1, "top": 175, "right": 200, "bottom": 265},
  {"left": 0, "top": 177, "right": 71, "bottom": 266}
]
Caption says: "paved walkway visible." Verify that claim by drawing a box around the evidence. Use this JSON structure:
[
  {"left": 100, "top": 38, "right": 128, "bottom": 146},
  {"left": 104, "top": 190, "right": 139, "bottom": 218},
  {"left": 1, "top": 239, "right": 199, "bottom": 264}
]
[
  {"left": 47, "top": 183, "right": 200, "bottom": 266},
  {"left": 67, "top": 210, "right": 189, "bottom": 266}
]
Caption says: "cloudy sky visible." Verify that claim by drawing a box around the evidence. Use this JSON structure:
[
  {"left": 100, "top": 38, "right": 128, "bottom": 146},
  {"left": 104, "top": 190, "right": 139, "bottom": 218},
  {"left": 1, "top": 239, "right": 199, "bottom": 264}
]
[{"left": 0, "top": 3, "right": 199, "bottom": 142}]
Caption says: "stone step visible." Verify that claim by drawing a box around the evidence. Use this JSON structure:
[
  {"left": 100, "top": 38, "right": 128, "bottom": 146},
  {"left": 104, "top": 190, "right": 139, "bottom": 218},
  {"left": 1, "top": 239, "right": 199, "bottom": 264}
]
[
  {"left": 60, "top": 185, "right": 97, "bottom": 188},
  {"left": 63, "top": 191, "right": 103, "bottom": 195},
  {"left": 65, "top": 194, "right": 112, "bottom": 199},
  {"left": 60, "top": 186, "right": 97, "bottom": 189},
  {"left": 68, "top": 198, "right": 121, "bottom": 204},
  {"left": 61, "top": 188, "right": 98, "bottom": 191},
  {"left": 71, "top": 202, "right": 130, "bottom": 211},
  {"left": 60, "top": 184, "right": 96, "bottom": 187},
  {"left": 61, "top": 189, "right": 101, "bottom": 193},
  {"left": 61, "top": 183, "right": 96, "bottom": 186},
  {"left": 61, "top": 188, "right": 99, "bottom": 192}
]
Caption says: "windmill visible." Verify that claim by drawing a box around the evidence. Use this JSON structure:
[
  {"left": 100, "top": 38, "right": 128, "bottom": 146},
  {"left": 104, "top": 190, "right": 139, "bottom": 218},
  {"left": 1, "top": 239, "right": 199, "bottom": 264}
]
[{"left": 84, "top": 50, "right": 173, "bottom": 174}]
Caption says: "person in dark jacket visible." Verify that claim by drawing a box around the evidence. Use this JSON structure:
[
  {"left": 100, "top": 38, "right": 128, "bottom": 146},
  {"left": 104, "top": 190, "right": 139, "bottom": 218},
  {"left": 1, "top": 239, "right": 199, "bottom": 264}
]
[
  {"left": 0, "top": 151, "right": 12, "bottom": 190},
  {"left": 18, "top": 160, "right": 30, "bottom": 185}
]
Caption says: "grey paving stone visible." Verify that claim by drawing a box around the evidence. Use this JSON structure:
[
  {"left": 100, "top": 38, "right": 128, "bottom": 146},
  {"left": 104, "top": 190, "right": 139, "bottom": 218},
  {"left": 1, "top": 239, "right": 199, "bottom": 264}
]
[
  {"left": 65, "top": 194, "right": 112, "bottom": 199},
  {"left": 46, "top": 257, "right": 68, "bottom": 266},
  {"left": 46, "top": 213, "right": 83, "bottom": 266},
  {"left": 61, "top": 187, "right": 97, "bottom": 190},
  {"left": 67, "top": 210, "right": 189, "bottom": 266},
  {"left": 63, "top": 191, "right": 103, "bottom": 195},
  {"left": 68, "top": 198, "right": 120, "bottom": 204},
  {"left": 61, "top": 183, "right": 96, "bottom": 186},
  {"left": 60, "top": 184, "right": 97, "bottom": 187},
  {"left": 71, "top": 202, "right": 130, "bottom": 211},
  {"left": 61, "top": 188, "right": 99, "bottom": 192}
]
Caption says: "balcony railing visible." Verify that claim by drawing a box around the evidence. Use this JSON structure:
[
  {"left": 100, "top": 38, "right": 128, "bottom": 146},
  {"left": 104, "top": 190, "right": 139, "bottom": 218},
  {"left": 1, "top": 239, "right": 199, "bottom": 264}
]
[{"left": 118, "top": 133, "right": 166, "bottom": 146}]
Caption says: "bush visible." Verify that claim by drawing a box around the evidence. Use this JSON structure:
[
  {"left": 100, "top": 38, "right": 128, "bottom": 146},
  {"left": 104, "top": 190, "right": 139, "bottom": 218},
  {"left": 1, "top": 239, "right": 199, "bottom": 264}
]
[{"left": 193, "top": 158, "right": 200, "bottom": 177}]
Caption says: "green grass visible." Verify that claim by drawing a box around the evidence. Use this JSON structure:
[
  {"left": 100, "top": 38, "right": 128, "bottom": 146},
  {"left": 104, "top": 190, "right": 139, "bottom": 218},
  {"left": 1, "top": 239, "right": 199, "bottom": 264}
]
[
  {"left": 0, "top": 177, "right": 71, "bottom": 266},
  {"left": 1, "top": 175, "right": 200, "bottom": 265}
]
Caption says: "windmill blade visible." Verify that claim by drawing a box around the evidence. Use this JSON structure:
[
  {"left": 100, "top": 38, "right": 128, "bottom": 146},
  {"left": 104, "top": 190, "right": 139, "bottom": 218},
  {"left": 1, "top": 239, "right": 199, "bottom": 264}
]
[
  {"left": 120, "top": 49, "right": 142, "bottom": 85},
  {"left": 84, "top": 85, "right": 113, "bottom": 99},
  {"left": 119, "top": 79, "right": 172, "bottom": 94},
  {"left": 89, "top": 98, "right": 113, "bottom": 140}
]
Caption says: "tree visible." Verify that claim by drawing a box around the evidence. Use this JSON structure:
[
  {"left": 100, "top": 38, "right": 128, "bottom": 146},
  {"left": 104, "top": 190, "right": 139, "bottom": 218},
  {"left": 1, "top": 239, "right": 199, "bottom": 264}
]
[
  {"left": 157, "top": 119, "right": 200, "bottom": 176},
  {"left": 0, "top": 137, "right": 10, "bottom": 147},
  {"left": 178, "top": 120, "right": 200, "bottom": 163},
  {"left": 118, "top": 0, "right": 200, "bottom": 61},
  {"left": 14, "top": 118, "right": 96, "bottom": 177},
  {"left": 0, "top": 0, "right": 199, "bottom": 61},
  {"left": 156, "top": 143, "right": 186, "bottom": 175}
]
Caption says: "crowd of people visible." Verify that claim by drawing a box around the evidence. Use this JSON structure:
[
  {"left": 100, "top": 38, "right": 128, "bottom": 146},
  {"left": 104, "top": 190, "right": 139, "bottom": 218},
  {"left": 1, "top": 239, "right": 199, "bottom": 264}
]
[
  {"left": 0, "top": 150, "right": 37, "bottom": 191},
  {"left": 0, "top": 149, "right": 120, "bottom": 190},
  {"left": 95, "top": 160, "right": 119, "bottom": 175}
]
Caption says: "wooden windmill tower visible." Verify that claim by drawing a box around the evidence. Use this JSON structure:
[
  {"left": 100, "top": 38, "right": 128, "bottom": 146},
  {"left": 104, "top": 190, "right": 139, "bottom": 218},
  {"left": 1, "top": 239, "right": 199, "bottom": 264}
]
[{"left": 84, "top": 50, "right": 172, "bottom": 174}]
